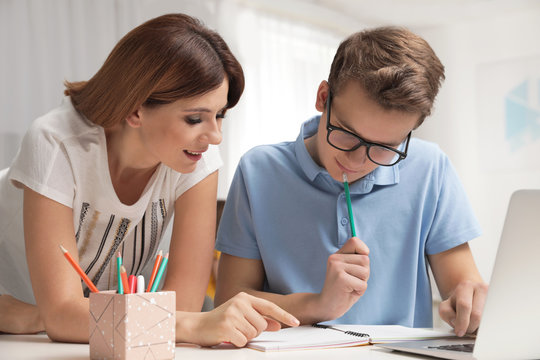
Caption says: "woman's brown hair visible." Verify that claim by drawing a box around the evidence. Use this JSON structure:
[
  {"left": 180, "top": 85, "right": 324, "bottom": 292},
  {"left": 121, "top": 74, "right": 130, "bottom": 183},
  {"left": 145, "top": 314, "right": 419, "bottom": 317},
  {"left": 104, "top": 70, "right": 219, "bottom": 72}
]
[
  {"left": 65, "top": 13, "right": 244, "bottom": 128},
  {"left": 328, "top": 26, "right": 445, "bottom": 125}
]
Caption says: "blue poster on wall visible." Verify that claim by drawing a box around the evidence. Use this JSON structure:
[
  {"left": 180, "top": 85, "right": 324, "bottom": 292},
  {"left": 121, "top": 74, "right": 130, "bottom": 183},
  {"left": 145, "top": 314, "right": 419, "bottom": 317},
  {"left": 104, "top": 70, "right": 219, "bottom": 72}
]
[
  {"left": 477, "top": 56, "right": 540, "bottom": 171},
  {"left": 505, "top": 79, "right": 540, "bottom": 151}
]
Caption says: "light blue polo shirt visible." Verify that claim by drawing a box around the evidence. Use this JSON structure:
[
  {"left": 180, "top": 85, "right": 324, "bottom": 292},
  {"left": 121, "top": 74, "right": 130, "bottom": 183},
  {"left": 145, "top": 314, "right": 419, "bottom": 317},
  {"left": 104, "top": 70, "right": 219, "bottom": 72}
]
[{"left": 216, "top": 116, "right": 481, "bottom": 327}]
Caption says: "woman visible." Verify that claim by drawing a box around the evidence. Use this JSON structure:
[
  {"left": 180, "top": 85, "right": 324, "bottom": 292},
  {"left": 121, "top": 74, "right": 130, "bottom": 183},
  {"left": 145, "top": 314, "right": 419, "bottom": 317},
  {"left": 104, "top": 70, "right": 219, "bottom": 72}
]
[{"left": 0, "top": 13, "right": 298, "bottom": 346}]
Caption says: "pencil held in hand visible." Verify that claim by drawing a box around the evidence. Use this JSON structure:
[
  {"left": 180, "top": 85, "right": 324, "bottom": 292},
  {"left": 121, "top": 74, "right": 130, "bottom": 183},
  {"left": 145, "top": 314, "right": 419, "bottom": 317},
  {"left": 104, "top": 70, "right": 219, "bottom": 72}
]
[
  {"left": 59, "top": 245, "right": 99, "bottom": 293},
  {"left": 342, "top": 173, "right": 357, "bottom": 237}
]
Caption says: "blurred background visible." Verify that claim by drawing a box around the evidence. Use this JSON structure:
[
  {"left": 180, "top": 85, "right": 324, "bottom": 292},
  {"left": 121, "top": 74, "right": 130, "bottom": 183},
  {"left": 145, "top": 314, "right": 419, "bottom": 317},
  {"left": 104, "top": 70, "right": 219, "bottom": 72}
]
[{"left": 1, "top": 0, "right": 539, "bottom": 321}]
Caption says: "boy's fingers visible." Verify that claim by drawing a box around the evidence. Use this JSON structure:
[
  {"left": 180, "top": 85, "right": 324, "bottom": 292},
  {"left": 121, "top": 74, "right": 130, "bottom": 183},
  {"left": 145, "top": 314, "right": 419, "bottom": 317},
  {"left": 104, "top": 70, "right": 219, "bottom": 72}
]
[
  {"left": 343, "top": 262, "right": 370, "bottom": 282},
  {"left": 438, "top": 299, "right": 456, "bottom": 327},
  {"left": 467, "top": 286, "right": 487, "bottom": 333},
  {"left": 337, "top": 237, "right": 369, "bottom": 255},
  {"left": 339, "top": 253, "right": 370, "bottom": 267},
  {"left": 453, "top": 286, "right": 474, "bottom": 337}
]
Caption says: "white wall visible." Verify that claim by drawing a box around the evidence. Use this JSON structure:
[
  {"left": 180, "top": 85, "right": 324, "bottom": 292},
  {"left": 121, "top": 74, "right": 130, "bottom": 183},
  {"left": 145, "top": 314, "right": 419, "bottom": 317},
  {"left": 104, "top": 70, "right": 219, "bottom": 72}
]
[{"left": 413, "top": 9, "right": 540, "bottom": 282}]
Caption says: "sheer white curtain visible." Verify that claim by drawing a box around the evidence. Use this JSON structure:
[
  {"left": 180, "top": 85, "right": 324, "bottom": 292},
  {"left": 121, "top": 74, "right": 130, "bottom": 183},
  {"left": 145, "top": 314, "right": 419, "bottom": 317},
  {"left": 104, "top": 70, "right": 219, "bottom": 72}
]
[
  {"left": 0, "top": 0, "right": 218, "bottom": 170},
  {"left": 0, "top": 0, "right": 125, "bottom": 169},
  {"left": 217, "top": 4, "right": 342, "bottom": 197},
  {"left": 0, "top": 0, "right": 343, "bottom": 197}
]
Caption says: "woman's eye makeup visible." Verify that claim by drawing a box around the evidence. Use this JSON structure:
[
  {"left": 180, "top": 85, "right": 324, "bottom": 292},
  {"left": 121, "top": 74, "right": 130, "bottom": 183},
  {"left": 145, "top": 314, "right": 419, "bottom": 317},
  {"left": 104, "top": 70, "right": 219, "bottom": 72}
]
[
  {"left": 185, "top": 116, "right": 202, "bottom": 125},
  {"left": 184, "top": 109, "right": 226, "bottom": 124}
]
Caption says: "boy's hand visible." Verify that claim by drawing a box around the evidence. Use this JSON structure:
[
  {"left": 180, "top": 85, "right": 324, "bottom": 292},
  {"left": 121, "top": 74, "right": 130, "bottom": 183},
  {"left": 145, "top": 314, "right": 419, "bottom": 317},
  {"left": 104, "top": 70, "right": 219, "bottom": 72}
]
[
  {"left": 438, "top": 280, "right": 488, "bottom": 336},
  {"left": 317, "top": 237, "right": 370, "bottom": 320}
]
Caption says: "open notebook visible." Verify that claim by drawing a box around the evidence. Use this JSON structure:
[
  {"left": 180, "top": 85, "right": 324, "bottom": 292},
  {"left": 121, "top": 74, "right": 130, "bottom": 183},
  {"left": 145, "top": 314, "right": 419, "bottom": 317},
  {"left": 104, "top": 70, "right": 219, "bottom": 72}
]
[{"left": 247, "top": 324, "right": 454, "bottom": 352}]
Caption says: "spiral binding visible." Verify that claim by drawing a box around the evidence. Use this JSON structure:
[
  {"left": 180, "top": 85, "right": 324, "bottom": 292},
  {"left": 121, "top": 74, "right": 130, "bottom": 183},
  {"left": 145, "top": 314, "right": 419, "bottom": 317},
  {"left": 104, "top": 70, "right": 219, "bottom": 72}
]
[{"left": 312, "top": 323, "right": 370, "bottom": 338}]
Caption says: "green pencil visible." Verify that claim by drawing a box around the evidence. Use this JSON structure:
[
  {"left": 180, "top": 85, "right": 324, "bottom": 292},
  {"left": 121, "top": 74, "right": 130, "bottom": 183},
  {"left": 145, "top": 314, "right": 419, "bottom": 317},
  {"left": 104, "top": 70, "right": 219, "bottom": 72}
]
[
  {"left": 342, "top": 173, "right": 357, "bottom": 237},
  {"left": 117, "top": 252, "right": 123, "bottom": 294},
  {"left": 150, "top": 252, "right": 169, "bottom": 292}
]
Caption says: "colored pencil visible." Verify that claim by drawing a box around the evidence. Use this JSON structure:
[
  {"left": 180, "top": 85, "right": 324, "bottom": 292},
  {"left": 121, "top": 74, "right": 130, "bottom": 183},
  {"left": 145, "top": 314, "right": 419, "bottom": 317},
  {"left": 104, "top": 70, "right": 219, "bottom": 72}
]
[
  {"left": 128, "top": 275, "right": 137, "bottom": 294},
  {"left": 117, "top": 252, "right": 123, "bottom": 294},
  {"left": 120, "top": 266, "right": 131, "bottom": 294},
  {"left": 59, "top": 245, "right": 99, "bottom": 293},
  {"left": 136, "top": 275, "right": 145, "bottom": 294},
  {"left": 342, "top": 173, "right": 357, "bottom": 237},
  {"left": 150, "top": 252, "right": 169, "bottom": 292},
  {"left": 146, "top": 250, "right": 163, "bottom": 292}
]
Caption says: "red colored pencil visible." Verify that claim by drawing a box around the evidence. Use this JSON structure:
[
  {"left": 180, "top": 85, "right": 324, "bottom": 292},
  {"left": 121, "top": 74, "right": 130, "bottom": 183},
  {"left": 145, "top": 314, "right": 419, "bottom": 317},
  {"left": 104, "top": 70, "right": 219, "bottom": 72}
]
[
  {"left": 146, "top": 250, "right": 163, "bottom": 292},
  {"left": 128, "top": 275, "right": 137, "bottom": 294},
  {"left": 120, "top": 266, "right": 131, "bottom": 294},
  {"left": 59, "top": 245, "right": 99, "bottom": 293}
]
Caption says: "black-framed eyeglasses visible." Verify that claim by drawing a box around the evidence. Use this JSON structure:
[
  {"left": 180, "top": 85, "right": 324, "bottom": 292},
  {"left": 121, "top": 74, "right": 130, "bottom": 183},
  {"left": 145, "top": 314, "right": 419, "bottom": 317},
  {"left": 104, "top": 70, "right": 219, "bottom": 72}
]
[{"left": 325, "top": 91, "right": 411, "bottom": 167}]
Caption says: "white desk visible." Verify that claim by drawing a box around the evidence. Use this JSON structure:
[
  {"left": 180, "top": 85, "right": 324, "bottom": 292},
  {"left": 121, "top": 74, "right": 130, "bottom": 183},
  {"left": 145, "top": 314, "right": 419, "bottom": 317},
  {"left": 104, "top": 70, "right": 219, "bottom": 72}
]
[{"left": 0, "top": 333, "right": 425, "bottom": 359}]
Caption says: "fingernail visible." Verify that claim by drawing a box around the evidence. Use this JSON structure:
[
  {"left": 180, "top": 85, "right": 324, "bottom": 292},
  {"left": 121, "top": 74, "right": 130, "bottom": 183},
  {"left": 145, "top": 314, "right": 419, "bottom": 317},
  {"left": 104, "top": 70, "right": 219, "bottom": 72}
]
[{"left": 291, "top": 317, "right": 300, "bottom": 326}]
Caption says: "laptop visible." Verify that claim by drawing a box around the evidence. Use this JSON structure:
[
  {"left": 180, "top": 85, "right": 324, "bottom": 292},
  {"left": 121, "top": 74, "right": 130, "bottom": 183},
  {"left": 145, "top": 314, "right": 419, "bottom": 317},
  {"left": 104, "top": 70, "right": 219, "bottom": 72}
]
[{"left": 376, "top": 189, "right": 540, "bottom": 360}]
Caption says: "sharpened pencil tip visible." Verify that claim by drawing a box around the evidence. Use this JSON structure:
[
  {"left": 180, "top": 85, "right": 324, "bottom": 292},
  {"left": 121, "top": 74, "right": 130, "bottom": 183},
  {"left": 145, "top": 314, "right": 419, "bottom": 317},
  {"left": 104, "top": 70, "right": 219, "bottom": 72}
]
[
  {"left": 59, "top": 245, "right": 67, "bottom": 253},
  {"left": 342, "top": 173, "right": 348, "bottom": 183}
]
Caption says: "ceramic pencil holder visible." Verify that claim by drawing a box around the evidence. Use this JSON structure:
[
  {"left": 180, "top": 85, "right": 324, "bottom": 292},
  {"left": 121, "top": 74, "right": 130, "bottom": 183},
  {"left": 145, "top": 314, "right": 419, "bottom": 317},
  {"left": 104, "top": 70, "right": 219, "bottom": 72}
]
[{"left": 89, "top": 290, "right": 176, "bottom": 360}]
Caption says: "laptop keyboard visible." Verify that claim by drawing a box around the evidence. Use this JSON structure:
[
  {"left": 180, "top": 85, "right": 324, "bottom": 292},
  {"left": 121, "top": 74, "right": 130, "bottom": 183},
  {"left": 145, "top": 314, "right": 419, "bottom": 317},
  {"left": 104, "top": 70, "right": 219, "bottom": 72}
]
[{"left": 427, "top": 343, "right": 475, "bottom": 353}]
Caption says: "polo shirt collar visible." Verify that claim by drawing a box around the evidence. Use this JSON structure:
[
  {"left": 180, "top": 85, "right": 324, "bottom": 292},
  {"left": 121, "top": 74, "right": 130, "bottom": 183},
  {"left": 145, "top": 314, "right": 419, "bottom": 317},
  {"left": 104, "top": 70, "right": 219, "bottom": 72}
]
[{"left": 294, "top": 116, "right": 400, "bottom": 193}]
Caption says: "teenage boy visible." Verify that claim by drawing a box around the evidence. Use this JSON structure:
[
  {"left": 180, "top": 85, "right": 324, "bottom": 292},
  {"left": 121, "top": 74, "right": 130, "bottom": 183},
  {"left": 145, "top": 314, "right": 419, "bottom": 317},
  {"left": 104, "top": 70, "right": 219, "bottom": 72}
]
[{"left": 215, "top": 27, "right": 487, "bottom": 337}]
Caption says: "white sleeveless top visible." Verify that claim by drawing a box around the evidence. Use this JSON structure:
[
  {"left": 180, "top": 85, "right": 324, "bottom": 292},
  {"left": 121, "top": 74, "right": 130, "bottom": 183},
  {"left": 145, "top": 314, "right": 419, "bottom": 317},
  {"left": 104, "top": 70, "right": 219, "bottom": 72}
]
[{"left": 0, "top": 98, "right": 222, "bottom": 303}]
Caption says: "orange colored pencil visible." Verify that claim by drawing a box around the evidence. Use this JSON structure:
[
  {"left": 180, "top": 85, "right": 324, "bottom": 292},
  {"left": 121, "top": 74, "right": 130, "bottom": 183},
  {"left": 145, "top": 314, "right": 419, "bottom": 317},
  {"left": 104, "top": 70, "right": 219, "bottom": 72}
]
[
  {"left": 146, "top": 250, "right": 163, "bottom": 292},
  {"left": 120, "top": 266, "right": 131, "bottom": 294},
  {"left": 59, "top": 245, "right": 99, "bottom": 293}
]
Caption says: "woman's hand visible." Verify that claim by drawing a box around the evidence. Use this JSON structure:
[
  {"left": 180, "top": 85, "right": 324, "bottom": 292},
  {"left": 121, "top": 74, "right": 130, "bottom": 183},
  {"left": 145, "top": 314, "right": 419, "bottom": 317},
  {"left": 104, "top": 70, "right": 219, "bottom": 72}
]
[
  {"left": 189, "top": 292, "right": 299, "bottom": 347},
  {"left": 0, "top": 295, "right": 44, "bottom": 334}
]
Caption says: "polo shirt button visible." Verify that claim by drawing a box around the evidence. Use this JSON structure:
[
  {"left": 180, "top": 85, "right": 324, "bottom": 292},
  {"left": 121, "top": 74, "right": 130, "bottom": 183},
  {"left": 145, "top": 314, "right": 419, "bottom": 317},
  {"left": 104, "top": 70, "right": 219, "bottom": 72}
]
[{"left": 340, "top": 218, "right": 348, "bottom": 226}]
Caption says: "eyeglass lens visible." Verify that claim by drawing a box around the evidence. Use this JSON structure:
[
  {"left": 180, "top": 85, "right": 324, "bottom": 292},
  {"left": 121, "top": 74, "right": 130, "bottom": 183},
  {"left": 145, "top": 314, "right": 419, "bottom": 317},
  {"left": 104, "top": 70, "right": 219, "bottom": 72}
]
[{"left": 328, "top": 130, "right": 400, "bottom": 165}]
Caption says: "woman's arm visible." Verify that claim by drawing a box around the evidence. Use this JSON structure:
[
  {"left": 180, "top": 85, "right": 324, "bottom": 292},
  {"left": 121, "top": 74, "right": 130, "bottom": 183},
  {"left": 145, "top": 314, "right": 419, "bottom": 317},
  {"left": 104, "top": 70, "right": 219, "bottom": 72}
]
[
  {"left": 163, "top": 171, "right": 299, "bottom": 346},
  {"left": 0, "top": 295, "right": 44, "bottom": 334},
  {"left": 161, "top": 170, "right": 218, "bottom": 311},
  {"left": 24, "top": 186, "right": 89, "bottom": 342}
]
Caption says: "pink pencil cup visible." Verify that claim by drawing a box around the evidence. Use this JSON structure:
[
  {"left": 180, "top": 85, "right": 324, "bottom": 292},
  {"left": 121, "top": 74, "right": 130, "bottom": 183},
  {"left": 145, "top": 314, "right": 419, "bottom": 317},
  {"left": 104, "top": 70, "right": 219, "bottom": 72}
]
[{"left": 89, "top": 290, "right": 176, "bottom": 359}]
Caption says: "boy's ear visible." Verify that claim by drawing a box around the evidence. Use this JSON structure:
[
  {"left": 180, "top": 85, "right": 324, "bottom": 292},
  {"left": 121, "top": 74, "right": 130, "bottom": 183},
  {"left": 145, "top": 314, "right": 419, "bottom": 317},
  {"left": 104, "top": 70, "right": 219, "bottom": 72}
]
[
  {"left": 125, "top": 108, "right": 142, "bottom": 128},
  {"left": 315, "top": 80, "right": 329, "bottom": 112}
]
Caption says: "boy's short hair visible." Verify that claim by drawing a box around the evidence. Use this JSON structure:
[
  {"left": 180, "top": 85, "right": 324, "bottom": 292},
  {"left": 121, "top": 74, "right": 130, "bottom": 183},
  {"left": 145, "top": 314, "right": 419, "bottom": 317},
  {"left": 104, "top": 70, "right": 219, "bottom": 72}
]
[{"left": 328, "top": 26, "right": 445, "bottom": 125}]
